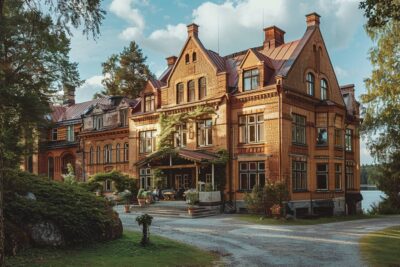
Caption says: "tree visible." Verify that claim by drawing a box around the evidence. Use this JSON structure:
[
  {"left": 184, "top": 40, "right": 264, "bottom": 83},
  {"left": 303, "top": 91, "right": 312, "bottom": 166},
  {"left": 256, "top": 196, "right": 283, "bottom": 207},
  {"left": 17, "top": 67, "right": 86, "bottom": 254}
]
[
  {"left": 135, "top": 213, "right": 153, "bottom": 246},
  {"left": 359, "top": 0, "right": 400, "bottom": 213},
  {"left": 96, "top": 41, "right": 152, "bottom": 99},
  {"left": 0, "top": 0, "right": 104, "bottom": 264}
]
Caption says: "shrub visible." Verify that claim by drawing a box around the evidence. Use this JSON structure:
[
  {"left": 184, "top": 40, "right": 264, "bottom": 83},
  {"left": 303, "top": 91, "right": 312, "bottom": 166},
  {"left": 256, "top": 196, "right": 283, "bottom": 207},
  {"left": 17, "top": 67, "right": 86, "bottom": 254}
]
[
  {"left": 87, "top": 170, "right": 137, "bottom": 196},
  {"left": 244, "top": 185, "right": 264, "bottom": 213},
  {"left": 4, "top": 170, "right": 122, "bottom": 252},
  {"left": 62, "top": 163, "right": 77, "bottom": 185},
  {"left": 244, "top": 182, "right": 289, "bottom": 214},
  {"left": 368, "top": 197, "right": 400, "bottom": 215},
  {"left": 186, "top": 192, "right": 199, "bottom": 206}
]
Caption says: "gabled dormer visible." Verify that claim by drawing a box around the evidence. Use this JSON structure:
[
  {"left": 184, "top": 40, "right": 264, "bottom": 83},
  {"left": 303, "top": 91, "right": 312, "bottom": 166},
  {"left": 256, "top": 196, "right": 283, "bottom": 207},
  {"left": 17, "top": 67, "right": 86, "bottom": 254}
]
[{"left": 140, "top": 79, "right": 161, "bottom": 113}]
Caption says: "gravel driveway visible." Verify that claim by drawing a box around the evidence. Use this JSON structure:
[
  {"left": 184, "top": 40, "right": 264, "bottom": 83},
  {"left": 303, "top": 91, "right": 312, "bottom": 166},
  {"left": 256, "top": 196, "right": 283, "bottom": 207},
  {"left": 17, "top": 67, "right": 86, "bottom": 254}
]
[{"left": 117, "top": 208, "right": 400, "bottom": 266}]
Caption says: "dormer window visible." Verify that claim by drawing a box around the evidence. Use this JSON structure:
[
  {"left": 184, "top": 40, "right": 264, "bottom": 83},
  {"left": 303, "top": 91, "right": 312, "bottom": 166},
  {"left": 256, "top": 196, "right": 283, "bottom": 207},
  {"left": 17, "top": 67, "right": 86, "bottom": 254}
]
[
  {"left": 199, "top": 77, "right": 206, "bottom": 99},
  {"left": 306, "top": 73, "right": 315, "bottom": 96},
  {"left": 243, "top": 68, "right": 259, "bottom": 91},
  {"left": 321, "top": 79, "right": 328, "bottom": 100},
  {"left": 177, "top": 83, "right": 184, "bottom": 104},
  {"left": 188, "top": 80, "right": 195, "bottom": 102},
  {"left": 185, "top": 54, "right": 190, "bottom": 64},
  {"left": 51, "top": 128, "right": 58, "bottom": 141},
  {"left": 93, "top": 115, "right": 103, "bottom": 130},
  {"left": 192, "top": 52, "right": 197, "bottom": 62},
  {"left": 120, "top": 109, "right": 128, "bottom": 126},
  {"left": 144, "top": 95, "right": 155, "bottom": 112}
]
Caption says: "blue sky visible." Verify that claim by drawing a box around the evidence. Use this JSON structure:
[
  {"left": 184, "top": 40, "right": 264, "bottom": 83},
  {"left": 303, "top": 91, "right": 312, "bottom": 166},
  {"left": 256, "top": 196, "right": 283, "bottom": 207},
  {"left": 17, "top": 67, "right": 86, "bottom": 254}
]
[{"left": 69, "top": 0, "right": 375, "bottom": 164}]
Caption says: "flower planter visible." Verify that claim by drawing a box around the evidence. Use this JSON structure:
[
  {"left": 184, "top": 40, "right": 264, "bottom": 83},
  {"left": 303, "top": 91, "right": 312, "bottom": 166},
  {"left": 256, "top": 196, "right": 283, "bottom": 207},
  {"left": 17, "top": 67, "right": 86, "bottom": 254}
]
[
  {"left": 124, "top": 204, "right": 130, "bottom": 213},
  {"left": 138, "top": 198, "right": 146, "bottom": 207}
]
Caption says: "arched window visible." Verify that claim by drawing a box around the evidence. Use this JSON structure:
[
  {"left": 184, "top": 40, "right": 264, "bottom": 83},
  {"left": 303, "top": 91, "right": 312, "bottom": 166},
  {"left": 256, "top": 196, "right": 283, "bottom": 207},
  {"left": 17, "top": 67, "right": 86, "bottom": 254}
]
[
  {"left": 199, "top": 77, "right": 206, "bottom": 100},
  {"left": 192, "top": 52, "right": 197, "bottom": 62},
  {"left": 96, "top": 146, "right": 101, "bottom": 164},
  {"left": 188, "top": 80, "right": 195, "bottom": 102},
  {"left": 306, "top": 73, "right": 315, "bottom": 96},
  {"left": 89, "top": 146, "right": 94, "bottom": 164},
  {"left": 104, "top": 145, "right": 112, "bottom": 163},
  {"left": 116, "top": 143, "right": 121, "bottom": 162},
  {"left": 185, "top": 54, "right": 190, "bottom": 64},
  {"left": 176, "top": 83, "right": 184, "bottom": 104},
  {"left": 124, "top": 143, "right": 129, "bottom": 162},
  {"left": 320, "top": 79, "right": 328, "bottom": 100}
]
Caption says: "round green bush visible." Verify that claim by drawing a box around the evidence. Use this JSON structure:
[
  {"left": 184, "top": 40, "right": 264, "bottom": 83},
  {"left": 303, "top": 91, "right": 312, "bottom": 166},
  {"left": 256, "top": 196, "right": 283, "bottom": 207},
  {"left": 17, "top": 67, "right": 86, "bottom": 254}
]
[{"left": 4, "top": 170, "right": 122, "bottom": 251}]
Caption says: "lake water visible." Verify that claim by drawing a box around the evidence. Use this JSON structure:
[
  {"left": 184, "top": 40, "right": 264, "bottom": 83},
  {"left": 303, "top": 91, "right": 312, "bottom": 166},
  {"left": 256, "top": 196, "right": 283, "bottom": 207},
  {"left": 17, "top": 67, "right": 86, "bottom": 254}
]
[{"left": 361, "top": 190, "right": 386, "bottom": 212}]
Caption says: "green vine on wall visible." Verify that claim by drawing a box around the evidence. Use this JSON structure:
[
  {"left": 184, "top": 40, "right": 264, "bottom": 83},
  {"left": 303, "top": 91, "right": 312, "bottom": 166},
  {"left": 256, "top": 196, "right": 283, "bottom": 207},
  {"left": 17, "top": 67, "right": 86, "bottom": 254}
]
[{"left": 156, "top": 106, "right": 216, "bottom": 153}]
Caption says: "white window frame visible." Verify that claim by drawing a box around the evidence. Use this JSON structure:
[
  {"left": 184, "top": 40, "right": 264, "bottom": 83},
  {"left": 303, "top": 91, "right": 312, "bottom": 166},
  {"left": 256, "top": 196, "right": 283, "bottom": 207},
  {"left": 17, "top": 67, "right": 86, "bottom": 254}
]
[{"left": 197, "top": 119, "right": 213, "bottom": 147}]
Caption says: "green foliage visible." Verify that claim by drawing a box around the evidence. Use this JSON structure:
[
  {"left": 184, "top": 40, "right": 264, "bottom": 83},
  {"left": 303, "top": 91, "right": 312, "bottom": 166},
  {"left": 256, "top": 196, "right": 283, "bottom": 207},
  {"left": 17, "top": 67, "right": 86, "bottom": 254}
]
[
  {"left": 119, "top": 191, "right": 132, "bottom": 205},
  {"left": 4, "top": 171, "right": 121, "bottom": 246},
  {"left": 360, "top": 164, "right": 380, "bottom": 185},
  {"left": 359, "top": 0, "right": 400, "bottom": 29},
  {"left": 157, "top": 106, "right": 216, "bottom": 151},
  {"left": 136, "top": 214, "right": 153, "bottom": 246},
  {"left": 264, "top": 181, "right": 289, "bottom": 206},
  {"left": 244, "top": 185, "right": 264, "bottom": 213},
  {"left": 88, "top": 170, "right": 137, "bottom": 195},
  {"left": 137, "top": 189, "right": 146, "bottom": 199},
  {"left": 204, "top": 183, "right": 213, "bottom": 192},
  {"left": 97, "top": 41, "right": 152, "bottom": 98},
  {"left": 186, "top": 192, "right": 199, "bottom": 206},
  {"left": 244, "top": 182, "right": 289, "bottom": 214},
  {"left": 62, "top": 163, "right": 77, "bottom": 185},
  {"left": 152, "top": 168, "right": 166, "bottom": 188}
]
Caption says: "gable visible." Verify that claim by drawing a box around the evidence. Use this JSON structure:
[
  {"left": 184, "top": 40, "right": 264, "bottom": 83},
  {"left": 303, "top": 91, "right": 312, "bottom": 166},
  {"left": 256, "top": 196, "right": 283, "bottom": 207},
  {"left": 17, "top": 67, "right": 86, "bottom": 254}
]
[
  {"left": 283, "top": 27, "right": 345, "bottom": 106},
  {"left": 241, "top": 50, "right": 262, "bottom": 70}
]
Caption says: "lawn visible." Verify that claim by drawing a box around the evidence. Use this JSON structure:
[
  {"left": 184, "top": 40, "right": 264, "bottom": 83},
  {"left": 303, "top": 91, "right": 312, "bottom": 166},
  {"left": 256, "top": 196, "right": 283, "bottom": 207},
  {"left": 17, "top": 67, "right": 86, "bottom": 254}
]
[
  {"left": 6, "top": 231, "right": 218, "bottom": 267},
  {"left": 237, "top": 214, "right": 381, "bottom": 225},
  {"left": 360, "top": 225, "right": 400, "bottom": 266}
]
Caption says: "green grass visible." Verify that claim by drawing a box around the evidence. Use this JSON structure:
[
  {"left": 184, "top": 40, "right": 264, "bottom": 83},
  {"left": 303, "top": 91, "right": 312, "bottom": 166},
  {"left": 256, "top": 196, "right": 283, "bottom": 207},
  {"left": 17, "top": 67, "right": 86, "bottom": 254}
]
[
  {"left": 360, "top": 226, "right": 400, "bottom": 267},
  {"left": 6, "top": 231, "right": 218, "bottom": 267},
  {"left": 237, "top": 214, "right": 381, "bottom": 225}
]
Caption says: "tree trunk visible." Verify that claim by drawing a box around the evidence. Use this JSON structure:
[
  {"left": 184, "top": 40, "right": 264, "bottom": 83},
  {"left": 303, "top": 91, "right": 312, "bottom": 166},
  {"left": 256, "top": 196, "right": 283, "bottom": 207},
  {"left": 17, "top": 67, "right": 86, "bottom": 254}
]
[
  {"left": 0, "top": 156, "right": 5, "bottom": 267},
  {"left": 141, "top": 224, "right": 148, "bottom": 246}
]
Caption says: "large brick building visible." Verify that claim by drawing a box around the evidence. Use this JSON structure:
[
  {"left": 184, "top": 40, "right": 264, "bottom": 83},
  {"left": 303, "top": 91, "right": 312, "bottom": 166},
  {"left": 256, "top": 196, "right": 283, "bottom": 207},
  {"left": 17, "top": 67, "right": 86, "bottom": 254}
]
[{"left": 28, "top": 12, "right": 362, "bottom": 215}]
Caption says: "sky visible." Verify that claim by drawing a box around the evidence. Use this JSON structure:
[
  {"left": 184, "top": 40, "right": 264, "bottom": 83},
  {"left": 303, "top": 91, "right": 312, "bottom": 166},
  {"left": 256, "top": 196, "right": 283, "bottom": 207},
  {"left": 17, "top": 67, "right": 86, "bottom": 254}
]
[{"left": 69, "top": 0, "right": 375, "bottom": 164}]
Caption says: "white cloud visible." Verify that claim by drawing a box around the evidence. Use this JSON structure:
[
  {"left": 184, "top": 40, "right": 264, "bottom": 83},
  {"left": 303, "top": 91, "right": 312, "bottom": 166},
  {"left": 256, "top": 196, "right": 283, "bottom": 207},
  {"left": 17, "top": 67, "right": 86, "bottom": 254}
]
[
  {"left": 76, "top": 75, "right": 103, "bottom": 102},
  {"left": 109, "top": 0, "right": 145, "bottom": 29}
]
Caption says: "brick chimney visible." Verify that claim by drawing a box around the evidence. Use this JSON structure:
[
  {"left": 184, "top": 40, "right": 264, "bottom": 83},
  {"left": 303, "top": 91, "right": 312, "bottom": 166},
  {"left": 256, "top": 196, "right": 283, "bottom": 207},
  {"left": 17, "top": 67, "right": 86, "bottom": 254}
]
[
  {"left": 306, "top": 12, "right": 320, "bottom": 27},
  {"left": 166, "top": 56, "right": 177, "bottom": 66},
  {"left": 63, "top": 83, "right": 75, "bottom": 106},
  {"left": 263, "top": 26, "right": 285, "bottom": 49},
  {"left": 187, "top": 23, "right": 199, "bottom": 38}
]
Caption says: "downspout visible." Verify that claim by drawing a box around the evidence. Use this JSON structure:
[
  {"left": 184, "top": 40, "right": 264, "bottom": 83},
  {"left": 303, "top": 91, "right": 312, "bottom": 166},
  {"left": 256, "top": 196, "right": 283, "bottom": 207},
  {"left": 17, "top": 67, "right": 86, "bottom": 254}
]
[
  {"left": 277, "top": 79, "right": 283, "bottom": 182},
  {"left": 344, "top": 112, "right": 348, "bottom": 215}
]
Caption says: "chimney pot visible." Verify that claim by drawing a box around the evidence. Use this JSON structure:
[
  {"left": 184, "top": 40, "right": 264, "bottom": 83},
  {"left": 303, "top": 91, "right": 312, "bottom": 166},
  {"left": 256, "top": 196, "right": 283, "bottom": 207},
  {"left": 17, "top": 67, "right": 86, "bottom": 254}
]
[
  {"left": 263, "top": 26, "right": 285, "bottom": 49},
  {"left": 166, "top": 56, "right": 177, "bottom": 66},
  {"left": 306, "top": 12, "right": 321, "bottom": 27},
  {"left": 187, "top": 23, "right": 199, "bottom": 38}
]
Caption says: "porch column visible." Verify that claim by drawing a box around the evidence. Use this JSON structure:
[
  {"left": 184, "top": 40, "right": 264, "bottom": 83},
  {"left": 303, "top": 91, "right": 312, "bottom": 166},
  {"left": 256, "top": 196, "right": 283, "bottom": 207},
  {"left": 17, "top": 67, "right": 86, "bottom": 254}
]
[
  {"left": 195, "top": 163, "right": 199, "bottom": 191},
  {"left": 212, "top": 163, "right": 215, "bottom": 190}
]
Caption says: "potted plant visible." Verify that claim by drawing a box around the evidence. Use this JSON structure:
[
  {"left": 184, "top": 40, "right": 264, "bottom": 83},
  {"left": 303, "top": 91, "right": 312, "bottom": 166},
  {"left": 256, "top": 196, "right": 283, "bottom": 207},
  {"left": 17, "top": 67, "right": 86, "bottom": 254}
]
[
  {"left": 120, "top": 191, "right": 132, "bottom": 213},
  {"left": 137, "top": 189, "right": 146, "bottom": 207},
  {"left": 186, "top": 191, "right": 198, "bottom": 215},
  {"left": 145, "top": 191, "right": 153, "bottom": 204}
]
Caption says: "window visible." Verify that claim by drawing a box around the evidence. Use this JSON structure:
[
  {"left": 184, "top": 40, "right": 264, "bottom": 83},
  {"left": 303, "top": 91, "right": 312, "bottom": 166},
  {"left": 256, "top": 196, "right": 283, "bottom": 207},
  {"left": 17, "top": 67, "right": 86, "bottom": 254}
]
[
  {"left": 124, "top": 143, "right": 129, "bottom": 161},
  {"left": 321, "top": 79, "right": 328, "bottom": 100},
  {"left": 51, "top": 128, "right": 58, "bottom": 141},
  {"left": 192, "top": 52, "right": 197, "bottom": 62},
  {"left": 346, "top": 166, "right": 355, "bottom": 189},
  {"left": 120, "top": 109, "right": 128, "bottom": 126},
  {"left": 185, "top": 54, "right": 190, "bottom": 64},
  {"left": 335, "top": 164, "right": 342, "bottom": 190},
  {"left": 199, "top": 77, "right": 206, "bottom": 100},
  {"left": 239, "top": 161, "right": 265, "bottom": 191},
  {"left": 105, "top": 179, "right": 112, "bottom": 192},
  {"left": 174, "top": 124, "right": 187, "bottom": 148},
  {"left": 292, "top": 161, "right": 307, "bottom": 191},
  {"left": 335, "top": 129, "right": 342, "bottom": 147},
  {"left": 89, "top": 146, "right": 94, "bottom": 164},
  {"left": 306, "top": 73, "right": 315, "bottom": 96},
  {"left": 292, "top": 114, "right": 306, "bottom": 144},
  {"left": 188, "top": 80, "right": 195, "bottom": 102},
  {"left": 139, "top": 130, "right": 156, "bottom": 154},
  {"left": 67, "top": 125, "right": 74, "bottom": 141},
  {"left": 176, "top": 83, "right": 184, "bottom": 104},
  {"left": 316, "top": 128, "right": 328, "bottom": 146},
  {"left": 116, "top": 143, "right": 121, "bottom": 162},
  {"left": 197, "top": 119, "right": 212, "bottom": 146},
  {"left": 243, "top": 69, "right": 259, "bottom": 91},
  {"left": 239, "top": 114, "right": 264, "bottom": 143},
  {"left": 140, "top": 168, "right": 152, "bottom": 189},
  {"left": 94, "top": 115, "right": 103, "bottom": 130},
  {"left": 144, "top": 95, "right": 155, "bottom": 112},
  {"left": 345, "top": 129, "right": 353, "bottom": 151},
  {"left": 103, "top": 144, "right": 112, "bottom": 163},
  {"left": 316, "top": 163, "right": 328, "bottom": 190},
  {"left": 96, "top": 146, "right": 101, "bottom": 164}
]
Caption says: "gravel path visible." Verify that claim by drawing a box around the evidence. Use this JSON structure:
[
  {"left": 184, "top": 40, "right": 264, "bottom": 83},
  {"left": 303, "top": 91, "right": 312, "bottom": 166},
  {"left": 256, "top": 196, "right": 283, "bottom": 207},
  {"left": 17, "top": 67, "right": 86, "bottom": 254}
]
[{"left": 117, "top": 208, "right": 400, "bottom": 266}]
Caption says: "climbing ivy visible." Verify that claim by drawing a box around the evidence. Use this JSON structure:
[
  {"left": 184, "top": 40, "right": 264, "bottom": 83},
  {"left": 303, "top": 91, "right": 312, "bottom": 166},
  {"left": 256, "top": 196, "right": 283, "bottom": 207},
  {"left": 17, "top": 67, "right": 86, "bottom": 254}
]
[{"left": 156, "top": 106, "right": 216, "bottom": 153}]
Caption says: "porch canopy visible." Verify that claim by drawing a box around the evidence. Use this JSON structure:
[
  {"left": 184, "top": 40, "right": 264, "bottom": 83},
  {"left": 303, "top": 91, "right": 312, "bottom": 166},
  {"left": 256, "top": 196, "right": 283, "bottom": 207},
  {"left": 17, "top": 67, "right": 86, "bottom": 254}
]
[{"left": 135, "top": 148, "right": 221, "bottom": 190}]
